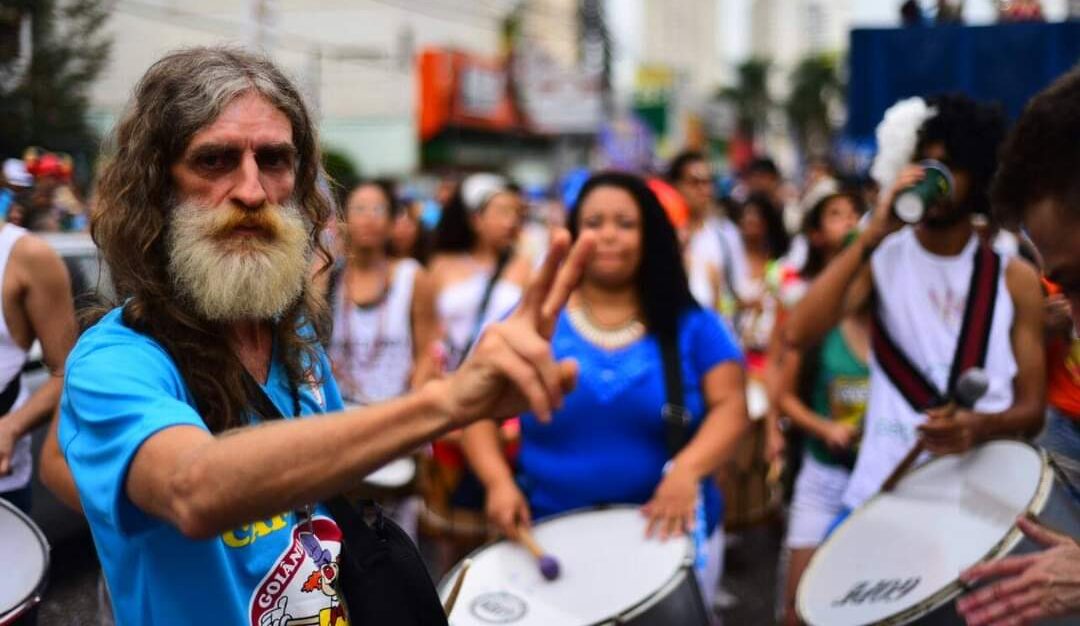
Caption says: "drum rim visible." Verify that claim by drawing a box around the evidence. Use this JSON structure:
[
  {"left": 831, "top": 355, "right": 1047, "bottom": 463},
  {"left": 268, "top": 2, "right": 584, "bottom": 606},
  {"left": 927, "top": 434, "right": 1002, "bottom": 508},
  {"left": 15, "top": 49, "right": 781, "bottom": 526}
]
[
  {"left": 0, "top": 497, "right": 50, "bottom": 620},
  {"left": 438, "top": 504, "right": 695, "bottom": 626},
  {"left": 796, "top": 440, "right": 1052, "bottom": 626}
]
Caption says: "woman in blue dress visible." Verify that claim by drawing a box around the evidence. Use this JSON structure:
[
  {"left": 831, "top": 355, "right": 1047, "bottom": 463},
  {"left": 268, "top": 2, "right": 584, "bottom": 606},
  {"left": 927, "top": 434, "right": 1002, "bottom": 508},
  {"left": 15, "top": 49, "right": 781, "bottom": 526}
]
[{"left": 462, "top": 171, "right": 749, "bottom": 609}]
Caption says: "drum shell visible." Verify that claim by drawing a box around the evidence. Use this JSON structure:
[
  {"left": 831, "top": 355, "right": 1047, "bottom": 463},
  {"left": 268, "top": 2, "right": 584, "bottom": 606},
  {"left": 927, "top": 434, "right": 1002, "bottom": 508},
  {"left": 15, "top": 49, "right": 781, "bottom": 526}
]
[
  {"left": 798, "top": 444, "right": 1080, "bottom": 626},
  {"left": 612, "top": 568, "right": 710, "bottom": 626},
  {"left": 0, "top": 498, "right": 49, "bottom": 625}
]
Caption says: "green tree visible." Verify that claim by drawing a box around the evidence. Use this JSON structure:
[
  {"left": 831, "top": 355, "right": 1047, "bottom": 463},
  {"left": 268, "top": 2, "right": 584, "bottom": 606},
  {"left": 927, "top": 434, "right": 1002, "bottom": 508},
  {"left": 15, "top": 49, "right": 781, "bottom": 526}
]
[
  {"left": 716, "top": 58, "right": 772, "bottom": 141},
  {"left": 322, "top": 147, "right": 361, "bottom": 208},
  {"left": 785, "top": 53, "right": 844, "bottom": 158},
  {"left": 0, "top": 0, "right": 111, "bottom": 168}
]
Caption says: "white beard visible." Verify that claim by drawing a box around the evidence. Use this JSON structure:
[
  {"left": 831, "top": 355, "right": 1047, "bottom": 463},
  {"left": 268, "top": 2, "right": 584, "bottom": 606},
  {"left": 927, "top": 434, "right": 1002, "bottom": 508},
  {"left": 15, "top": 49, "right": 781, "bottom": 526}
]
[{"left": 167, "top": 200, "right": 311, "bottom": 322}]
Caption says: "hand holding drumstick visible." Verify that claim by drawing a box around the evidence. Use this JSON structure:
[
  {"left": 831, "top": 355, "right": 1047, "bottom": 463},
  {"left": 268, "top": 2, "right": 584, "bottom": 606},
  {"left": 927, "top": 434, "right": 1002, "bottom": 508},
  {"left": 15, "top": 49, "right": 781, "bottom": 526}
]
[{"left": 881, "top": 368, "right": 989, "bottom": 492}]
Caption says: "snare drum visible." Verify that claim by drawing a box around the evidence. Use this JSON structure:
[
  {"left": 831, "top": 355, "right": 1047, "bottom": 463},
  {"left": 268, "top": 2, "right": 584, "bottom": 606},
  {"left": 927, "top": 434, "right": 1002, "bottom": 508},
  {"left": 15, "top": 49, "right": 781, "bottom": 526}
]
[
  {"left": 797, "top": 441, "right": 1080, "bottom": 626},
  {"left": 0, "top": 498, "right": 49, "bottom": 625},
  {"left": 439, "top": 506, "right": 709, "bottom": 626}
]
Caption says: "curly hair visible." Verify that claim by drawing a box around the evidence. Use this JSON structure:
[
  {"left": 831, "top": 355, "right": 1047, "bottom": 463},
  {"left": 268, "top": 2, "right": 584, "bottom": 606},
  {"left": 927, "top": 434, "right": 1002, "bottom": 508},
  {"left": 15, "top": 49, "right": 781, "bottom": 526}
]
[
  {"left": 567, "top": 172, "right": 699, "bottom": 338},
  {"left": 993, "top": 67, "right": 1080, "bottom": 227},
  {"left": 915, "top": 93, "right": 1006, "bottom": 217},
  {"left": 92, "top": 46, "right": 333, "bottom": 433}
]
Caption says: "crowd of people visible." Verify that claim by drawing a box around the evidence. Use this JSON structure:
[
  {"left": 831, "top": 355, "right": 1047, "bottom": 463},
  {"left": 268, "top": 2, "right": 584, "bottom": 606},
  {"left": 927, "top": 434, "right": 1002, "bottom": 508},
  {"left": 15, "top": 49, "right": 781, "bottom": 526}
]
[{"left": 2, "top": 44, "right": 1079, "bottom": 626}]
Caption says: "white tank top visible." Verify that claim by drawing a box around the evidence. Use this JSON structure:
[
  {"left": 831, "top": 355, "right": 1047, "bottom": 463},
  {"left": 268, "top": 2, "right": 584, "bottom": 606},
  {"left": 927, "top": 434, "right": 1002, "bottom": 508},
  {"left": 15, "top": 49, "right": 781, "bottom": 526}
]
[
  {"left": 328, "top": 258, "right": 420, "bottom": 406},
  {"left": 843, "top": 228, "right": 1017, "bottom": 509},
  {"left": 436, "top": 269, "right": 522, "bottom": 371},
  {"left": 0, "top": 224, "right": 32, "bottom": 493}
]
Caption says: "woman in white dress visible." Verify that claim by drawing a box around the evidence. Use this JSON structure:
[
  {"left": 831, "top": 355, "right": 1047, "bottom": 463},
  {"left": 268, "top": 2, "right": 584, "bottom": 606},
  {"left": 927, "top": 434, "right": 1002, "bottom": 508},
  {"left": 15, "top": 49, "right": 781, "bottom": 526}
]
[{"left": 326, "top": 179, "right": 439, "bottom": 538}]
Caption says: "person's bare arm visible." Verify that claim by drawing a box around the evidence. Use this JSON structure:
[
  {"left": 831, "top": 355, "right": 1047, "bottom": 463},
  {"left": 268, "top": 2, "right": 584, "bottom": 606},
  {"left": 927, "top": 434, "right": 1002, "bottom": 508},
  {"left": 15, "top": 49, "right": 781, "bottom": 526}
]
[
  {"left": 128, "top": 386, "right": 458, "bottom": 539},
  {"left": 39, "top": 408, "right": 81, "bottom": 512},
  {"left": 671, "top": 361, "right": 749, "bottom": 477},
  {"left": 461, "top": 419, "right": 530, "bottom": 536},
  {"left": 409, "top": 266, "right": 440, "bottom": 388},
  {"left": 121, "top": 230, "right": 593, "bottom": 539},
  {"left": 0, "top": 237, "right": 76, "bottom": 475},
  {"left": 777, "top": 344, "right": 857, "bottom": 450},
  {"left": 785, "top": 245, "right": 874, "bottom": 350},
  {"left": 462, "top": 421, "right": 516, "bottom": 492},
  {"left": 786, "top": 166, "right": 924, "bottom": 349},
  {"left": 643, "top": 360, "right": 749, "bottom": 538},
  {"left": 920, "top": 258, "right": 1046, "bottom": 454}
]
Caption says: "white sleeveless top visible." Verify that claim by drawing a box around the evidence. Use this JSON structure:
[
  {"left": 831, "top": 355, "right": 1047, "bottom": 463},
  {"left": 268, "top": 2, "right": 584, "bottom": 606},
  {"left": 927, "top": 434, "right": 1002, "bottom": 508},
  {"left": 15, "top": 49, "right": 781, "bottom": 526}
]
[
  {"left": 328, "top": 258, "right": 420, "bottom": 406},
  {"left": 842, "top": 228, "right": 1017, "bottom": 508},
  {"left": 0, "top": 224, "right": 32, "bottom": 492},
  {"left": 436, "top": 269, "right": 522, "bottom": 371}
]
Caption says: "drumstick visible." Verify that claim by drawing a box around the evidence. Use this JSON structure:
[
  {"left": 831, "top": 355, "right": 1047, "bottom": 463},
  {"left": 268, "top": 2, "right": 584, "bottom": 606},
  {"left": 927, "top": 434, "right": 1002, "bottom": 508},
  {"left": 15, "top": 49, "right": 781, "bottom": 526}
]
[
  {"left": 517, "top": 525, "right": 561, "bottom": 581},
  {"left": 443, "top": 558, "right": 472, "bottom": 617},
  {"left": 880, "top": 369, "right": 989, "bottom": 493}
]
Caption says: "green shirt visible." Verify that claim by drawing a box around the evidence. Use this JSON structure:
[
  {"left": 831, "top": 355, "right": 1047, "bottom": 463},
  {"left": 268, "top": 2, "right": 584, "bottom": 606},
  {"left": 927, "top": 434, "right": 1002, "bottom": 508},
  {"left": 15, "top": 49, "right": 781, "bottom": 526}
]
[{"left": 806, "top": 326, "right": 870, "bottom": 468}]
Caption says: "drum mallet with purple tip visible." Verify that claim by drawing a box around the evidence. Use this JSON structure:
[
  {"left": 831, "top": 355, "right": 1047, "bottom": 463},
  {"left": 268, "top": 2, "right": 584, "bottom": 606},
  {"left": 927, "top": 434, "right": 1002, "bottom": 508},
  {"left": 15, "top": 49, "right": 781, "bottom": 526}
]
[{"left": 517, "top": 525, "right": 561, "bottom": 581}]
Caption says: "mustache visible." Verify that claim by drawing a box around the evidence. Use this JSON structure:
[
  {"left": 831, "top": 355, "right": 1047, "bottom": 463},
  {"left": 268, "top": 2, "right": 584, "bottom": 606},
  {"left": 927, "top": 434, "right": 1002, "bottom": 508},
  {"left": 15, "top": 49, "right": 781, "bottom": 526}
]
[{"left": 205, "top": 205, "right": 290, "bottom": 241}]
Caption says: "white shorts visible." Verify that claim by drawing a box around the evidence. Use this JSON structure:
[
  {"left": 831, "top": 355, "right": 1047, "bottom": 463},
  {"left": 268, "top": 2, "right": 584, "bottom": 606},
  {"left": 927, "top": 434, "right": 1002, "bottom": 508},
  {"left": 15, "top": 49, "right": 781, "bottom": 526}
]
[{"left": 785, "top": 452, "right": 851, "bottom": 549}]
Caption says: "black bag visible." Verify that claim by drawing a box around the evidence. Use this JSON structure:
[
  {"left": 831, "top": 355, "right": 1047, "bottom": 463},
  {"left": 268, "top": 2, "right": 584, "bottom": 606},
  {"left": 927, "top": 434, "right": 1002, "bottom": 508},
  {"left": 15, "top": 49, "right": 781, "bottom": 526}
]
[{"left": 241, "top": 373, "right": 449, "bottom": 625}]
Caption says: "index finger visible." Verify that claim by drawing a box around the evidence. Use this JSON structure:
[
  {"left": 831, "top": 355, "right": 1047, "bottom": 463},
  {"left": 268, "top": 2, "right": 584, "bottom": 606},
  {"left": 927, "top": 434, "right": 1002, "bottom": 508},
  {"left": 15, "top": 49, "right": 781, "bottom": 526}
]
[
  {"left": 539, "top": 231, "right": 595, "bottom": 337},
  {"left": 515, "top": 229, "right": 571, "bottom": 324}
]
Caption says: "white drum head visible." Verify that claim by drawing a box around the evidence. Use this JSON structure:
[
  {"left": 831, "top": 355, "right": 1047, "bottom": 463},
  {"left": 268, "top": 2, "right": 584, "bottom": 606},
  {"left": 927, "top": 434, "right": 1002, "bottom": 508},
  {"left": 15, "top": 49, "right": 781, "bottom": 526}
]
[
  {"left": 441, "top": 506, "right": 691, "bottom": 625},
  {"left": 0, "top": 499, "right": 48, "bottom": 617},
  {"left": 363, "top": 457, "right": 415, "bottom": 488},
  {"left": 798, "top": 441, "right": 1047, "bottom": 626}
]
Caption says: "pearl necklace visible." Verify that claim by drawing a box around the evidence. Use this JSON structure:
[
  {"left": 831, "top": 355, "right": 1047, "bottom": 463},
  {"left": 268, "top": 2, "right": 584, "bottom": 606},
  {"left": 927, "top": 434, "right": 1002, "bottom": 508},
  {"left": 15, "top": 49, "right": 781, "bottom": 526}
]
[{"left": 567, "top": 302, "right": 645, "bottom": 350}]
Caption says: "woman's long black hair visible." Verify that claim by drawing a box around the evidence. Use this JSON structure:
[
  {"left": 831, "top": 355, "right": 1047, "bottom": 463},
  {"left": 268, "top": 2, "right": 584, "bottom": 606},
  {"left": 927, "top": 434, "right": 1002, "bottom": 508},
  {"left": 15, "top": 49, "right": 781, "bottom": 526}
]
[
  {"left": 567, "top": 171, "right": 699, "bottom": 338},
  {"left": 433, "top": 183, "right": 476, "bottom": 253},
  {"left": 736, "top": 192, "right": 790, "bottom": 260},
  {"left": 432, "top": 179, "right": 522, "bottom": 254}
]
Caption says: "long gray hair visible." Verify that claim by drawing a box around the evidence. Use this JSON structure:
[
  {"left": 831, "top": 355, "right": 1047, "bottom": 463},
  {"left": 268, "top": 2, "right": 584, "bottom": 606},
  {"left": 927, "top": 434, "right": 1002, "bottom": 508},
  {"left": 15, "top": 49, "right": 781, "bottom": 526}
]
[{"left": 92, "top": 46, "right": 333, "bottom": 432}]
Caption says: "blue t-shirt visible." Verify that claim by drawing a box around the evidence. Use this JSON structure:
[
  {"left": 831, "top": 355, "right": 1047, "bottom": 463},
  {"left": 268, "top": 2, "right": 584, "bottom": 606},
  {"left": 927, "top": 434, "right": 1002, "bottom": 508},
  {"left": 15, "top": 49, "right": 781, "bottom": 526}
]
[
  {"left": 58, "top": 308, "right": 350, "bottom": 626},
  {"left": 518, "top": 307, "right": 743, "bottom": 534}
]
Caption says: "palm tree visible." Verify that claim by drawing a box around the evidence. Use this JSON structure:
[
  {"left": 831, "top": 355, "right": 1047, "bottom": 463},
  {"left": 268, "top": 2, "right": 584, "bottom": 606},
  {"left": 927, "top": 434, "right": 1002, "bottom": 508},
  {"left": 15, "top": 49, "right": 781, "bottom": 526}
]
[
  {"left": 785, "top": 53, "right": 844, "bottom": 158},
  {"left": 716, "top": 58, "right": 773, "bottom": 142}
]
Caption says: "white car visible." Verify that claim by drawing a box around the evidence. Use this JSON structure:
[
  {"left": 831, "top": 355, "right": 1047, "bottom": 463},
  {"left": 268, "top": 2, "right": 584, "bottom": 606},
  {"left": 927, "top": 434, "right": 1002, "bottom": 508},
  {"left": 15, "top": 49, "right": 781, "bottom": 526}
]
[{"left": 23, "top": 232, "right": 112, "bottom": 392}]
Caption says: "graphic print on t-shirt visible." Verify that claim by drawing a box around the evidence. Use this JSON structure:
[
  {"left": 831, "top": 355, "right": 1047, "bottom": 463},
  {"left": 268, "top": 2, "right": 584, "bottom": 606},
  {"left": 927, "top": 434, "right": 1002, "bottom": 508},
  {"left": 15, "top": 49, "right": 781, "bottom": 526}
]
[{"left": 246, "top": 515, "right": 348, "bottom": 626}]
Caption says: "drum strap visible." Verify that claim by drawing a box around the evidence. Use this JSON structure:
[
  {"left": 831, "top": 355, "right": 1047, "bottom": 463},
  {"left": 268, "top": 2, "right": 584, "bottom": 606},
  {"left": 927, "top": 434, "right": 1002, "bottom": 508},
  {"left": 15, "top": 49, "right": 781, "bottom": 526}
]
[
  {"left": 0, "top": 372, "right": 20, "bottom": 415},
  {"left": 659, "top": 328, "right": 710, "bottom": 571},
  {"left": 871, "top": 243, "right": 1001, "bottom": 412},
  {"left": 659, "top": 330, "right": 690, "bottom": 457}
]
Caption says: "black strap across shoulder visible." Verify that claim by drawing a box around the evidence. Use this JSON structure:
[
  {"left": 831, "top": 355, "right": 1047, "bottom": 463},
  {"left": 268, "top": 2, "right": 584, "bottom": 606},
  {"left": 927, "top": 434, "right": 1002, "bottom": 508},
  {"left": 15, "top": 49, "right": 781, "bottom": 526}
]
[
  {"left": 659, "top": 329, "right": 691, "bottom": 458},
  {"left": 871, "top": 243, "right": 1001, "bottom": 411},
  {"left": 0, "top": 373, "right": 20, "bottom": 415}
]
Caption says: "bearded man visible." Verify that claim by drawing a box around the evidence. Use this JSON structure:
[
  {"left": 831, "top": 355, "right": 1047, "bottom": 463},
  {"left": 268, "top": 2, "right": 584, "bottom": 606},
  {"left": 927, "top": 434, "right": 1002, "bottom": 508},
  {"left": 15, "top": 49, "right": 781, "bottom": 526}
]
[{"left": 58, "top": 47, "right": 591, "bottom": 625}]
